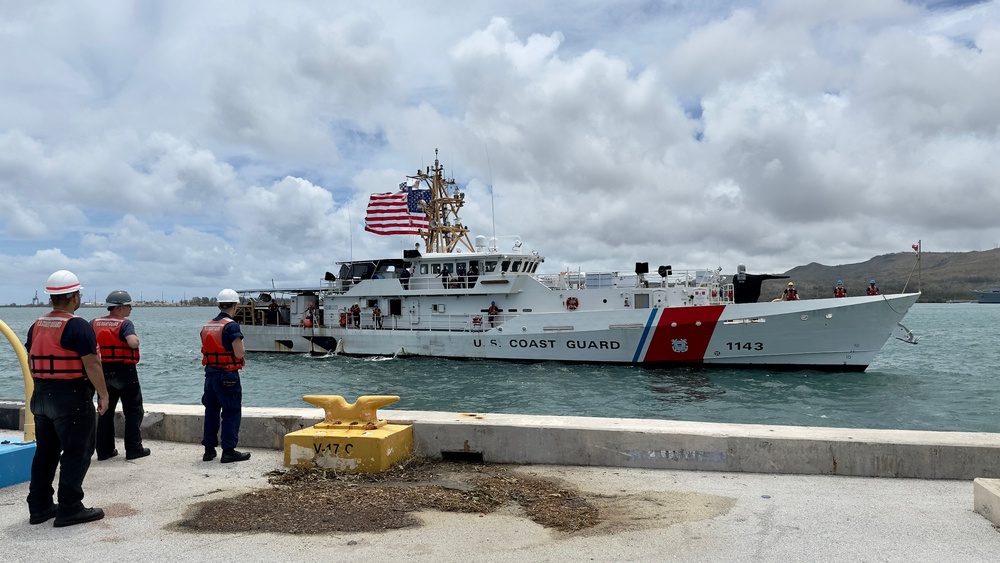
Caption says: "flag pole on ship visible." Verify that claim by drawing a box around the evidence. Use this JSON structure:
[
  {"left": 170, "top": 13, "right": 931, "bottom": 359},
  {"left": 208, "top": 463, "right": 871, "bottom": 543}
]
[{"left": 903, "top": 240, "right": 921, "bottom": 294}]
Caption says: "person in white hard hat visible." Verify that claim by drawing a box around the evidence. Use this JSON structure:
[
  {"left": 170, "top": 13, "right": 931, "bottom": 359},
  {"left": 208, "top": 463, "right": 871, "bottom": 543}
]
[
  {"left": 92, "top": 290, "right": 149, "bottom": 462},
  {"left": 24, "top": 270, "right": 110, "bottom": 528},
  {"left": 199, "top": 289, "right": 250, "bottom": 463}
]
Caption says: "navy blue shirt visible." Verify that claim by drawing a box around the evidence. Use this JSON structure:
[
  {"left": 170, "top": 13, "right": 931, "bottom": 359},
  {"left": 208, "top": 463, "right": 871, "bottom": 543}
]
[
  {"left": 117, "top": 318, "right": 137, "bottom": 341},
  {"left": 212, "top": 312, "right": 244, "bottom": 351}
]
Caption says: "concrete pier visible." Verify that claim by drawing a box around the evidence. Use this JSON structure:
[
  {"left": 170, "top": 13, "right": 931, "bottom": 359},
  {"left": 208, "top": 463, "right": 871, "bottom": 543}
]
[{"left": 3, "top": 401, "right": 1000, "bottom": 561}]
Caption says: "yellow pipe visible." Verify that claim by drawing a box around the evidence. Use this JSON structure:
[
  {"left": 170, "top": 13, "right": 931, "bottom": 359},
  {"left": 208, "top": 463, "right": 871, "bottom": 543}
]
[{"left": 0, "top": 318, "right": 35, "bottom": 442}]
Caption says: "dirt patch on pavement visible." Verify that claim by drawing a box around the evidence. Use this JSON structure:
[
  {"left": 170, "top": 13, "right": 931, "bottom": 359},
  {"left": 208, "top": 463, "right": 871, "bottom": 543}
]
[{"left": 175, "top": 457, "right": 734, "bottom": 536}]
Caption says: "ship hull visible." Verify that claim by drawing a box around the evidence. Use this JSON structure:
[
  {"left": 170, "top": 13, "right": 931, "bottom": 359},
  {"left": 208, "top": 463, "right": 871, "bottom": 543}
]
[
  {"left": 974, "top": 289, "right": 1000, "bottom": 304},
  {"left": 240, "top": 293, "right": 919, "bottom": 371}
]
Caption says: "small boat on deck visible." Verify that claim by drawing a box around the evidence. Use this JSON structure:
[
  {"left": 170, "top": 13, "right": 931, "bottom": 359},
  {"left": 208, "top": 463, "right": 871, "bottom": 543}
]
[{"left": 236, "top": 151, "right": 919, "bottom": 371}]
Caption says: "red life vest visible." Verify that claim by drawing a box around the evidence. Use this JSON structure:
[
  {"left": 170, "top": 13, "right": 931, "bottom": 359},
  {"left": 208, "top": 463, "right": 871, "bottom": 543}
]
[
  {"left": 92, "top": 316, "right": 140, "bottom": 364},
  {"left": 867, "top": 286, "right": 879, "bottom": 295},
  {"left": 784, "top": 288, "right": 799, "bottom": 300},
  {"left": 29, "top": 311, "right": 86, "bottom": 380},
  {"left": 201, "top": 318, "right": 245, "bottom": 371},
  {"left": 834, "top": 287, "right": 846, "bottom": 297}
]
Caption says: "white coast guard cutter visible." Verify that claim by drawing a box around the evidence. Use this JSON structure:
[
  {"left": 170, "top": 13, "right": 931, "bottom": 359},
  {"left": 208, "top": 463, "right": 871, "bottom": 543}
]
[{"left": 236, "top": 152, "right": 918, "bottom": 371}]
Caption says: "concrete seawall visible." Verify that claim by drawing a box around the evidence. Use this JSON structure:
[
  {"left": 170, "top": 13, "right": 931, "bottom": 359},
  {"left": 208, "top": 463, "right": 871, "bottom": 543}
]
[{"left": 3, "top": 401, "right": 999, "bottom": 480}]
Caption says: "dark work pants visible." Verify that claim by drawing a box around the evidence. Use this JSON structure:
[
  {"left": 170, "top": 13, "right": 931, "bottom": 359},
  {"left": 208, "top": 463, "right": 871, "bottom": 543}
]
[
  {"left": 201, "top": 369, "right": 242, "bottom": 450},
  {"left": 96, "top": 363, "right": 145, "bottom": 457},
  {"left": 27, "top": 379, "right": 96, "bottom": 517}
]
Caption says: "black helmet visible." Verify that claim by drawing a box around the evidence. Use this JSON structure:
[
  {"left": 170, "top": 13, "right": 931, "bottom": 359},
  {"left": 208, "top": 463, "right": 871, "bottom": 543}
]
[{"left": 105, "top": 290, "right": 133, "bottom": 306}]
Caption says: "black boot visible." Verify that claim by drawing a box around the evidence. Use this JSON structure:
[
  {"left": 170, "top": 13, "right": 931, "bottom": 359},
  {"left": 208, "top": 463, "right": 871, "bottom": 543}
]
[
  {"left": 54, "top": 507, "right": 105, "bottom": 528},
  {"left": 202, "top": 447, "right": 216, "bottom": 462},
  {"left": 220, "top": 449, "right": 250, "bottom": 463},
  {"left": 126, "top": 447, "right": 151, "bottom": 460}
]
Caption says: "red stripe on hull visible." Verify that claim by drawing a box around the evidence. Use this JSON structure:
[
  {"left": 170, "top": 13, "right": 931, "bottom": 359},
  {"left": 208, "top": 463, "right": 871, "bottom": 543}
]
[{"left": 643, "top": 306, "right": 725, "bottom": 363}]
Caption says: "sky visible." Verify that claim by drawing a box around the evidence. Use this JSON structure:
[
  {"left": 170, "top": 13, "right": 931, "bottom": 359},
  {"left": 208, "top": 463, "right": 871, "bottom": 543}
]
[{"left": 1, "top": 0, "right": 998, "bottom": 304}]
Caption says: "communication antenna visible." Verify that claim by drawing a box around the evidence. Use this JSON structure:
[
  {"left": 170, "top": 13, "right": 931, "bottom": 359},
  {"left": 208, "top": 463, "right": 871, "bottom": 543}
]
[{"left": 485, "top": 141, "right": 496, "bottom": 251}]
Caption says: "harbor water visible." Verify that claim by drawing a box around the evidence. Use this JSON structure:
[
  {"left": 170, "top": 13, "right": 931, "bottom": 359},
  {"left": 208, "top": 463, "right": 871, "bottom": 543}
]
[{"left": 1, "top": 304, "right": 997, "bottom": 433}]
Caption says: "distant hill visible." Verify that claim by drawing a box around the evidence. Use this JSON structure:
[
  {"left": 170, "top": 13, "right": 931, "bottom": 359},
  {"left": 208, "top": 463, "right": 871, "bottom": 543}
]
[{"left": 755, "top": 248, "right": 1000, "bottom": 303}]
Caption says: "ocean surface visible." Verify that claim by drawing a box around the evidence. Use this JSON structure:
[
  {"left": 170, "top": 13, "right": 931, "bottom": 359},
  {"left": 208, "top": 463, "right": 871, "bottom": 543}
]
[{"left": 1, "top": 304, "right": 997, "bottom": 433}]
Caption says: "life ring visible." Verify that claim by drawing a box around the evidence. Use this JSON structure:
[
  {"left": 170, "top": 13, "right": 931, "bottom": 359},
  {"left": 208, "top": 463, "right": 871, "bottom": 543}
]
[{"left": 566, "top": 296, "right": 579, "bottom": 310}]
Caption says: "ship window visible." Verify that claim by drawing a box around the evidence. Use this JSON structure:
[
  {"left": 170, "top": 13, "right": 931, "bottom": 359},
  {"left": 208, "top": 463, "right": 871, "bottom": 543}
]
[
  {"left": 522, "top": 308, "right": 532, "bottom": 312},
  {"left": 511, "top": 261, "right": 522, "bottom": 272},
  {"left": 501, "top": 260, "right": 510, "bottom": 272},
  {"left": 420, "top": 264, "right": 429, "bottom": 274},
  {"left": 432, "top": 264, "right": 442, "bottom": 274},
  {"left": 485, "top": 261, "right": 497, "bottom": 273},
  {"left": 634, "top": 294, "right": 650, "bottom": 309}
]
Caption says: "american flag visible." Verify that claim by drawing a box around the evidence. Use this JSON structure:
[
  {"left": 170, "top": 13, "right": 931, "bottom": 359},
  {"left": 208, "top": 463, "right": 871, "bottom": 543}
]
[{"left": 364, "top": 187, "right": 431, "bottom": 235}]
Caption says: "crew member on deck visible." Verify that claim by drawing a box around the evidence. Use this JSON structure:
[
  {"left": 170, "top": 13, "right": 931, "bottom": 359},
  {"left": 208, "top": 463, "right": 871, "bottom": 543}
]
[
  {"left": 488, "top": 301, "right": 500, "bottom": 327},
  {"left": 372, "top": 304, "right": 383, "bottom": 329},
  {"left": 467, "top": 262, "right": 480, "bottom": 288},
  {"left": 303, "top": 302, "right": 316, "bottom": 328},
  {"left": 782, "top": 282, "right": 799, "bottom": 301},
  {"left": 834, "top": 280, "right": 847, "bottom": 298},
  {"left": 350, "top": 302, "right": 361, "bottom": 328},
  {"left": 867, "top": 280, "right": 880, "bottom": 295},
  {"left": 267, "top": 301, "right": 279, "bottom": 325}
]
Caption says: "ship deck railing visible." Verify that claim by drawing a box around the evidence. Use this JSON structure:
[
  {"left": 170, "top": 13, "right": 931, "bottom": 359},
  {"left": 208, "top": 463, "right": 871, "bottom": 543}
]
[
  {"left": 538, "top": 269, "right": 727, "bottom": 290},
  {"left": 251, "top": 312, "right": 519, "bottom": 332}
]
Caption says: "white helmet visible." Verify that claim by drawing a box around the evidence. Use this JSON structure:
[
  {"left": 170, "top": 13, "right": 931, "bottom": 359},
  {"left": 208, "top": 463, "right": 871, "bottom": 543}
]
[
  {"left": 217, "top": 288, "right": 239, "bottom": 304},
  {"left": 45, "top": 270, "right": 83, "bottom": 295}
]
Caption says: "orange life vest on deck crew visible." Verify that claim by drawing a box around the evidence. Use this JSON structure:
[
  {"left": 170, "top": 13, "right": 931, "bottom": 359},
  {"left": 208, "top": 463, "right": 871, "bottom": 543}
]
[
  {"left": 29, "top": 311, "right": 86, "bottom": 380},
  {"left": 201, "top": 318, "right": 245, "bottom": 371},
  {"left": 92, "top": 316, "right": 139, "bottom": 364},
  {"left": 834, "top": 287, "right": 846, "bottom": 298},
  {"left": 783, "top": 288, "right": 799, "bottom": 300}
]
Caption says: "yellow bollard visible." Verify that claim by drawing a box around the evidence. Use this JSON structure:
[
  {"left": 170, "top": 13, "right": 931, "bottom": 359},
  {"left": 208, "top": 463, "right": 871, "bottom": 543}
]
[
  {"left": 284, "top": 395, "right": 412, "bottom": 473},
  {"left": 0, "top": 319, "right": 35, "bottom": 442}
]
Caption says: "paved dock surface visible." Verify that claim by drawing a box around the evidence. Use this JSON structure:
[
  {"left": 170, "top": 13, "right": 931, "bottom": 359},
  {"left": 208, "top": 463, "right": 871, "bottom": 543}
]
[{"left": 1, "top": 434, "right": 997, "bottom": 562}]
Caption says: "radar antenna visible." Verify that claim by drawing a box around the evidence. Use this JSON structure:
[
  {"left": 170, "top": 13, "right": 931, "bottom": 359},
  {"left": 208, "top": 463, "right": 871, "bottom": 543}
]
[{"left": 409, "top": 149, "right": 474, "bottom": 254}]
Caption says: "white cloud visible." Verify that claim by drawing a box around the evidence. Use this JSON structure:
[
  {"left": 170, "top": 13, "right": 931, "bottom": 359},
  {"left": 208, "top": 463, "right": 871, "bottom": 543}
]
[{"left": 2, "top": 0, "right": 1000, "bottom": 303}]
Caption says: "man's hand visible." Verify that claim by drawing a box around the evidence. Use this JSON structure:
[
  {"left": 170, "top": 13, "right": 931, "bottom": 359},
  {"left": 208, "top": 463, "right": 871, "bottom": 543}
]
[
  {"left": 81, "top": 354, "right": 109, "bottom": 412},
  {"left": 96, "top": 393, "right": 110, "bottom": 415}
]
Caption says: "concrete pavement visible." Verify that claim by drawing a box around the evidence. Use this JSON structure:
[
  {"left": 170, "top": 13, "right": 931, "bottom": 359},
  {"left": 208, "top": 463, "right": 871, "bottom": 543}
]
[{"left": 1, "top": 431, "right": 998, "bottom": 563}]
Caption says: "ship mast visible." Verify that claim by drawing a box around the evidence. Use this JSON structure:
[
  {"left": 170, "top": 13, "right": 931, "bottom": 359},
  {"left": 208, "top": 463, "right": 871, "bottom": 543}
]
[{"left": 409, "top": 149, "right": 474, "bottom": 254}]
